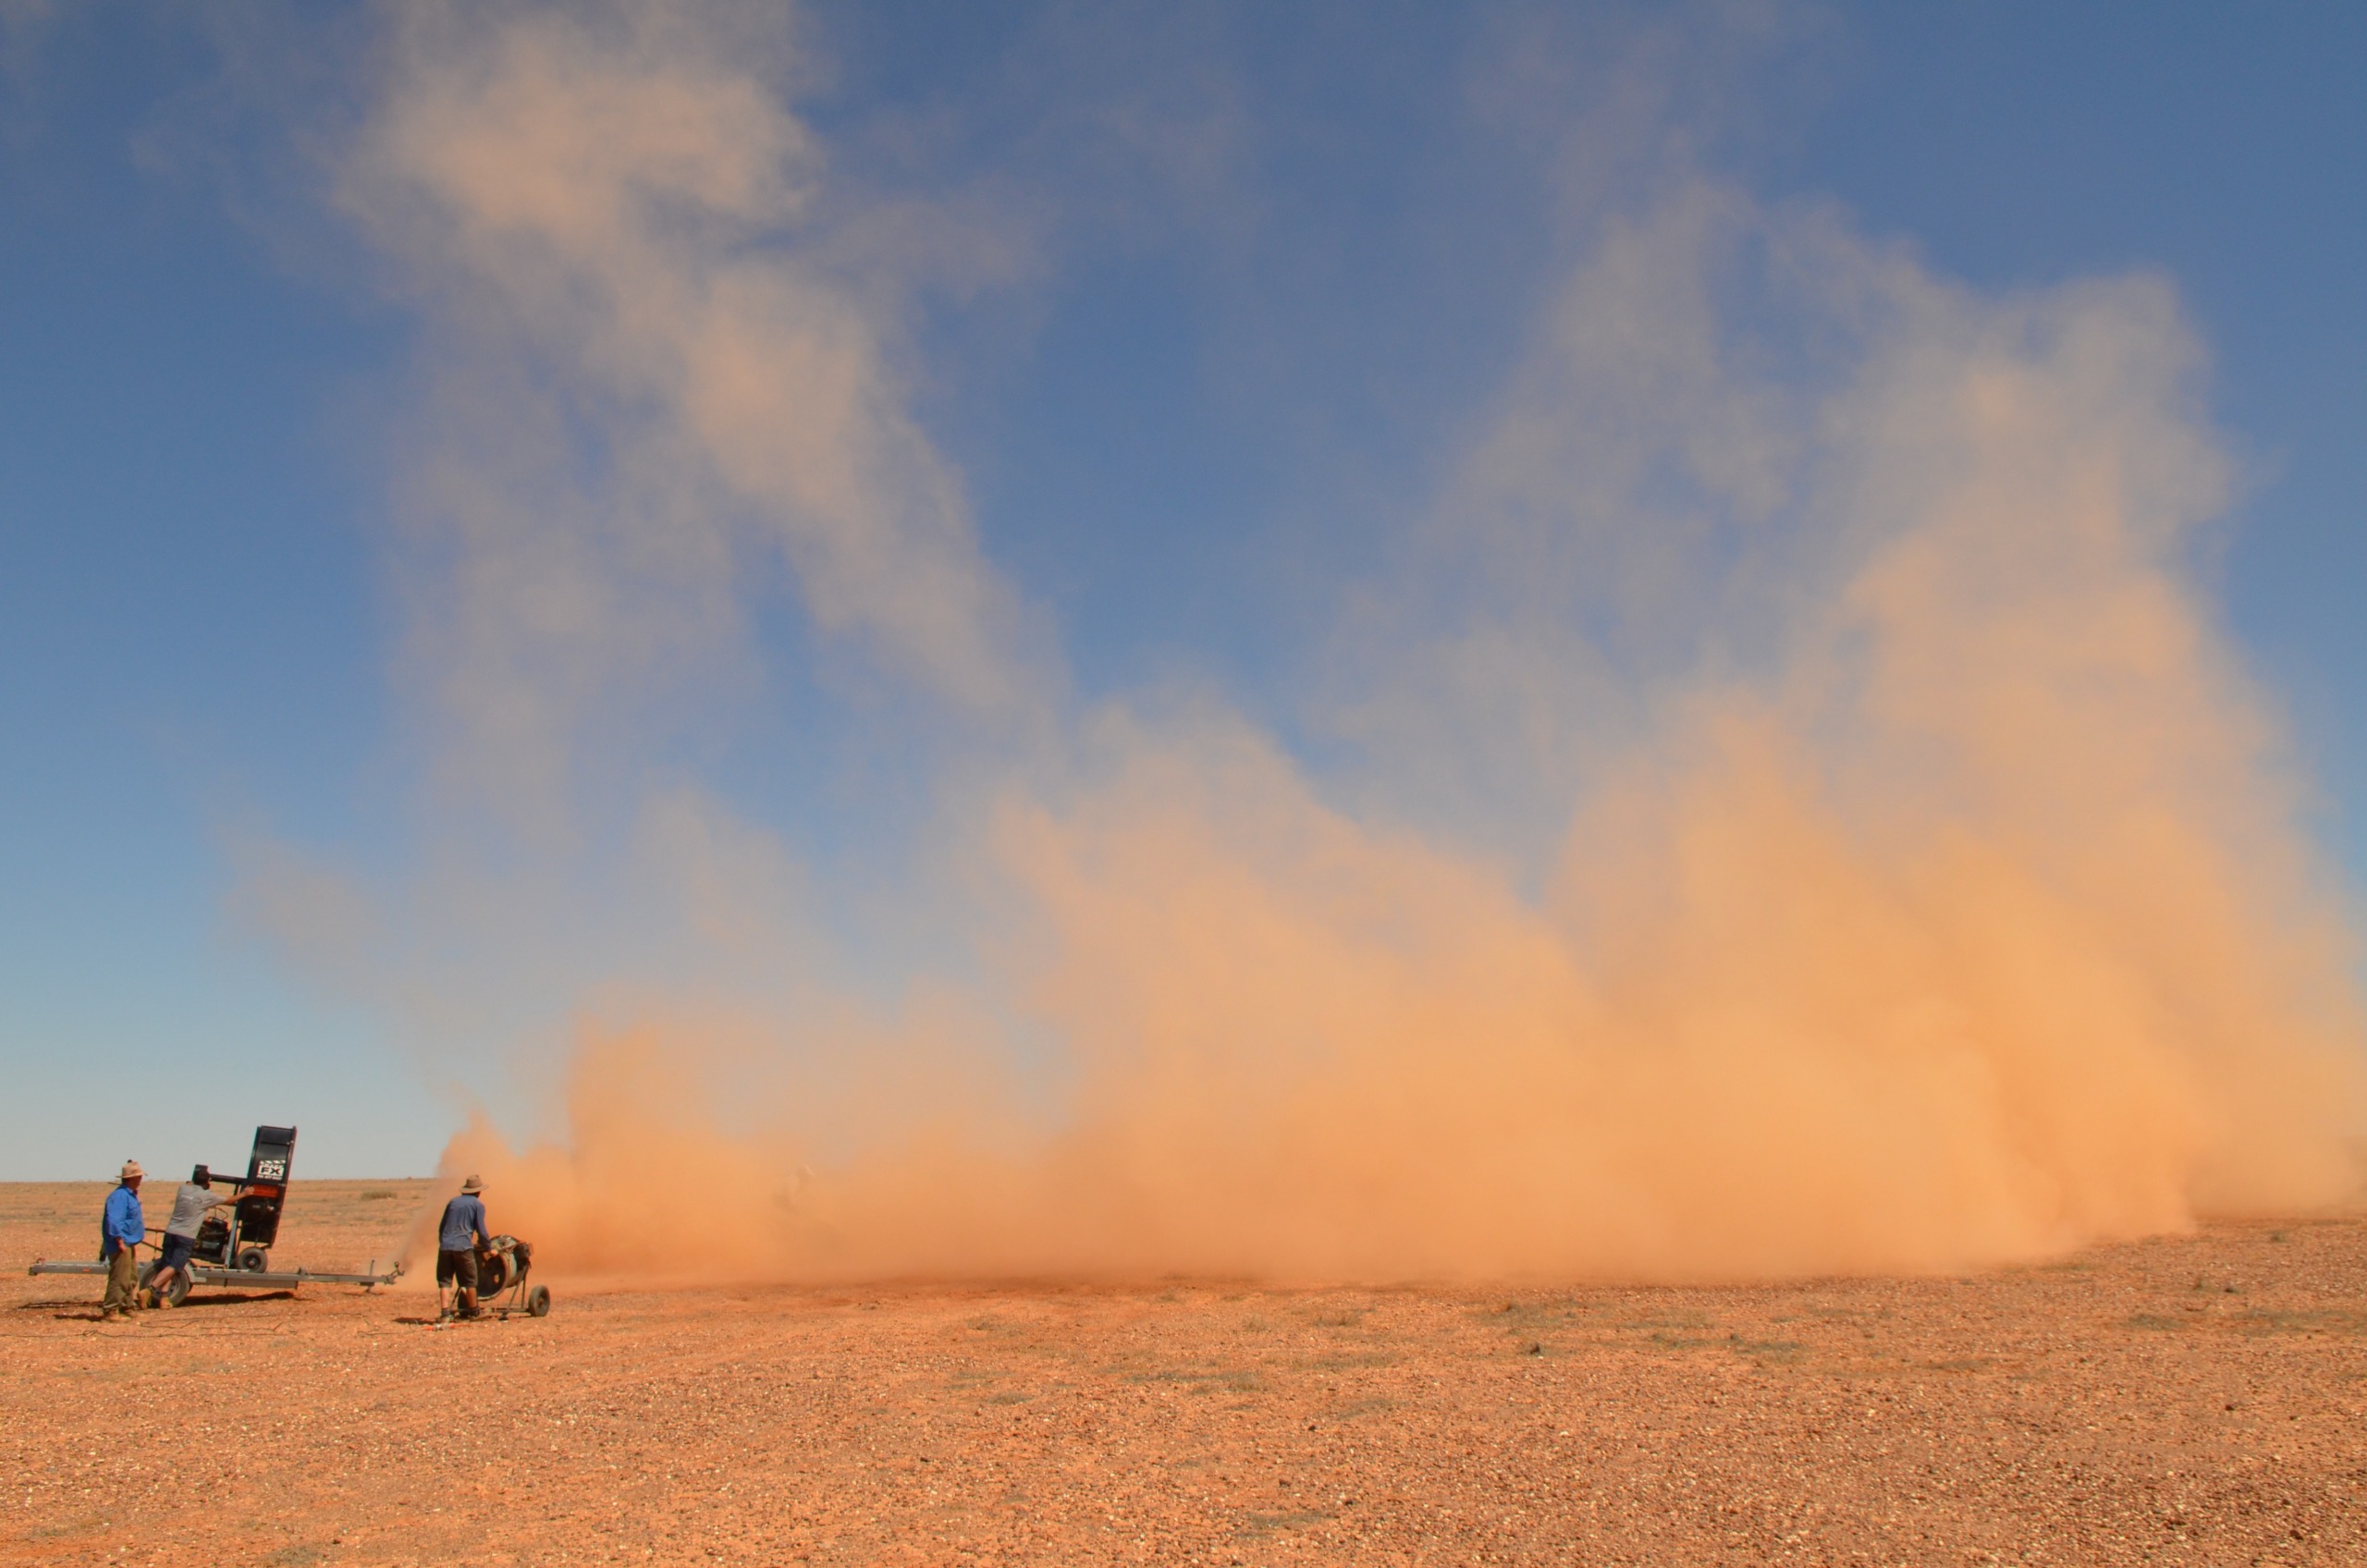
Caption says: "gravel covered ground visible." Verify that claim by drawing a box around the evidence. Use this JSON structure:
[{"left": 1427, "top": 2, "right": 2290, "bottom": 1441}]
[{"left": 6, "top": 1181, "right": 2366, "bottom": 1566}]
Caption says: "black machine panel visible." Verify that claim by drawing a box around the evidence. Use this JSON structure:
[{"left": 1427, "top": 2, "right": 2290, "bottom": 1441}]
[
  {"left": 235, "top": 1124, "right": 297, "bottom": 1250},
  {"left": 247, "top": 1126, "right": 297, "bottom": 1185}
]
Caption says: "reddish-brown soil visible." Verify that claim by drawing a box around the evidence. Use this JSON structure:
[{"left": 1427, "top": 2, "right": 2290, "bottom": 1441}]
[{"left": 6, "top": 1180, "right": 2365, "bottom": 1566}]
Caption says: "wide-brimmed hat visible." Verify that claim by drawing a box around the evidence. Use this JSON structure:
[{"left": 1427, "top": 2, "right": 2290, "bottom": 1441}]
[
  {"left": 120, "top": 1160, "right": 143, "bottom": 1181},
  {"left": 460, "top": 1174, "right": 484, "bottom": 1194}
]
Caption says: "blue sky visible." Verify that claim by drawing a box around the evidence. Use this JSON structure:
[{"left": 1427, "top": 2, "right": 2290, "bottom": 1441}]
[{"left": 2, "top": 1, "right": 2361, "bottom": 1181}]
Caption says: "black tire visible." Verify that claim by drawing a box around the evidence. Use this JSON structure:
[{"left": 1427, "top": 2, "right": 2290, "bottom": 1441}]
[
  {"left": 237, "top": 1247, "right": 268, "bottom": 1273},
  {"left": 137, "top": 1260, "right": 192, "bottom": 1306},
  {"left": 526, "top": 1284, "right": 550, "bottom": 1317}
]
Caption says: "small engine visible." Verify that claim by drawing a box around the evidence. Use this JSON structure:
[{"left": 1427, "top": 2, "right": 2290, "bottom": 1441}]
[{"left": 476, "top": 1234, "right": 535, "bottom": 1295}]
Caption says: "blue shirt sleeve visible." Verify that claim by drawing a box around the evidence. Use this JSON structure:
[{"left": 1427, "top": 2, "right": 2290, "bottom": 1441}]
[{"left": 101, "top": 1188, "right": 143, "bottom": 1256}]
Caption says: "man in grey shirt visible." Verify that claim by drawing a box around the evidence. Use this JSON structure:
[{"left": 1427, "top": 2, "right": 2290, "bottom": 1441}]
[{"left": 147, "top": 1167, "right": 234, "bottom": 1307}]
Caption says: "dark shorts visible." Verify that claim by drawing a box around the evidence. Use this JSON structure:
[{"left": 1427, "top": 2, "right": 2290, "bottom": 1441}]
[
  {"left": 437, "top": 1248, "right": 479, "bottom": 1289},
  {"left": 158, "top": 1233, "right": 195, "bottom": 1271}
]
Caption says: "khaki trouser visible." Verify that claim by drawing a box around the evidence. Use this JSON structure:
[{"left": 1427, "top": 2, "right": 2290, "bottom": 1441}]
[{"left": 101, "top": 1248, "right": 140, "bottom": 1315}]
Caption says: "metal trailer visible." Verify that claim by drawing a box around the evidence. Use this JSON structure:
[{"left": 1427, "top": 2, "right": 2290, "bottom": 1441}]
[
  {"left": 28, "top": 1256, "right": 403, "bottom": 1298},
  {"left": 27, "top": 1124, "right": 402, "bottom": 1305}
]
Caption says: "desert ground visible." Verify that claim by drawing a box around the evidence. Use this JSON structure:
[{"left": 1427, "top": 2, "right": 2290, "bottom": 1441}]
[{"left": 5, "top": 1182, "right": 2365, "bottom": 1566}]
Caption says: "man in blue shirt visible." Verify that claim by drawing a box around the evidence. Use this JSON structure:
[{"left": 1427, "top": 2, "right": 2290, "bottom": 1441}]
[
  {"left": 99, "top": 1160, "right": 145, "bottom": 1320},
  {"left": 436, "top": 1175, "right": 493, "bottom": 1320}
]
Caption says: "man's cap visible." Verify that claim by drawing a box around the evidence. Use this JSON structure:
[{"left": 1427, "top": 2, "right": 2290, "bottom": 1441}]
[
  {"left": 191, "top": 1164, "right": 211, "bottom": 1182},
  {"left": 460, "top": 1174, "right": 484, "bottom": 1194},
  {"left": 120, "top": 1160, "right": 143, "bottom": 1181}
]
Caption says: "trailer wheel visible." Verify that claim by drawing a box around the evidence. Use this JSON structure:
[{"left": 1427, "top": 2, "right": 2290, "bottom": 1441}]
[
  {"left": 237, "top": 1247, "right": 268, "bottom": 1273},
  {"left": 138, "top": 1260, "right": 192, "bottom": 1306},
  {"left": 526, "top": 1285, "right": 550, "bottom": 1317}
]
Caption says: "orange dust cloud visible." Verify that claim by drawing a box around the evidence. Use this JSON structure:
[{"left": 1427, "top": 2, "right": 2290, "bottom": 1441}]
[{"left": 362, "top": 17, "right": 2362, "bottom": 1287}]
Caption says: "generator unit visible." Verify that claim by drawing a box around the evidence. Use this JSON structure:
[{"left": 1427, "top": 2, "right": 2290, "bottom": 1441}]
[{"left": 172, "top": 1123, "right": 295, "bottom": 1273}]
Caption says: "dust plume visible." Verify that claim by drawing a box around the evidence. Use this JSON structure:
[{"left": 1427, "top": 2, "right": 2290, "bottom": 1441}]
[
  {"left": 336, "top": 0, "right": 1046, "bottom": 826},
  {"left": 313, "top": 5, "right": 2365, "bottom": 1283}
]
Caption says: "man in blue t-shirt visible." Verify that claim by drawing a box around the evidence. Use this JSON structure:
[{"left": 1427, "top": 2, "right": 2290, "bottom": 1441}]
[
  {"left": 436, "top": 1175, "right": 494, "bottom": 1320},
  {"left": 99, "top": 1160, "right": 146, "bottom": 1320}
]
